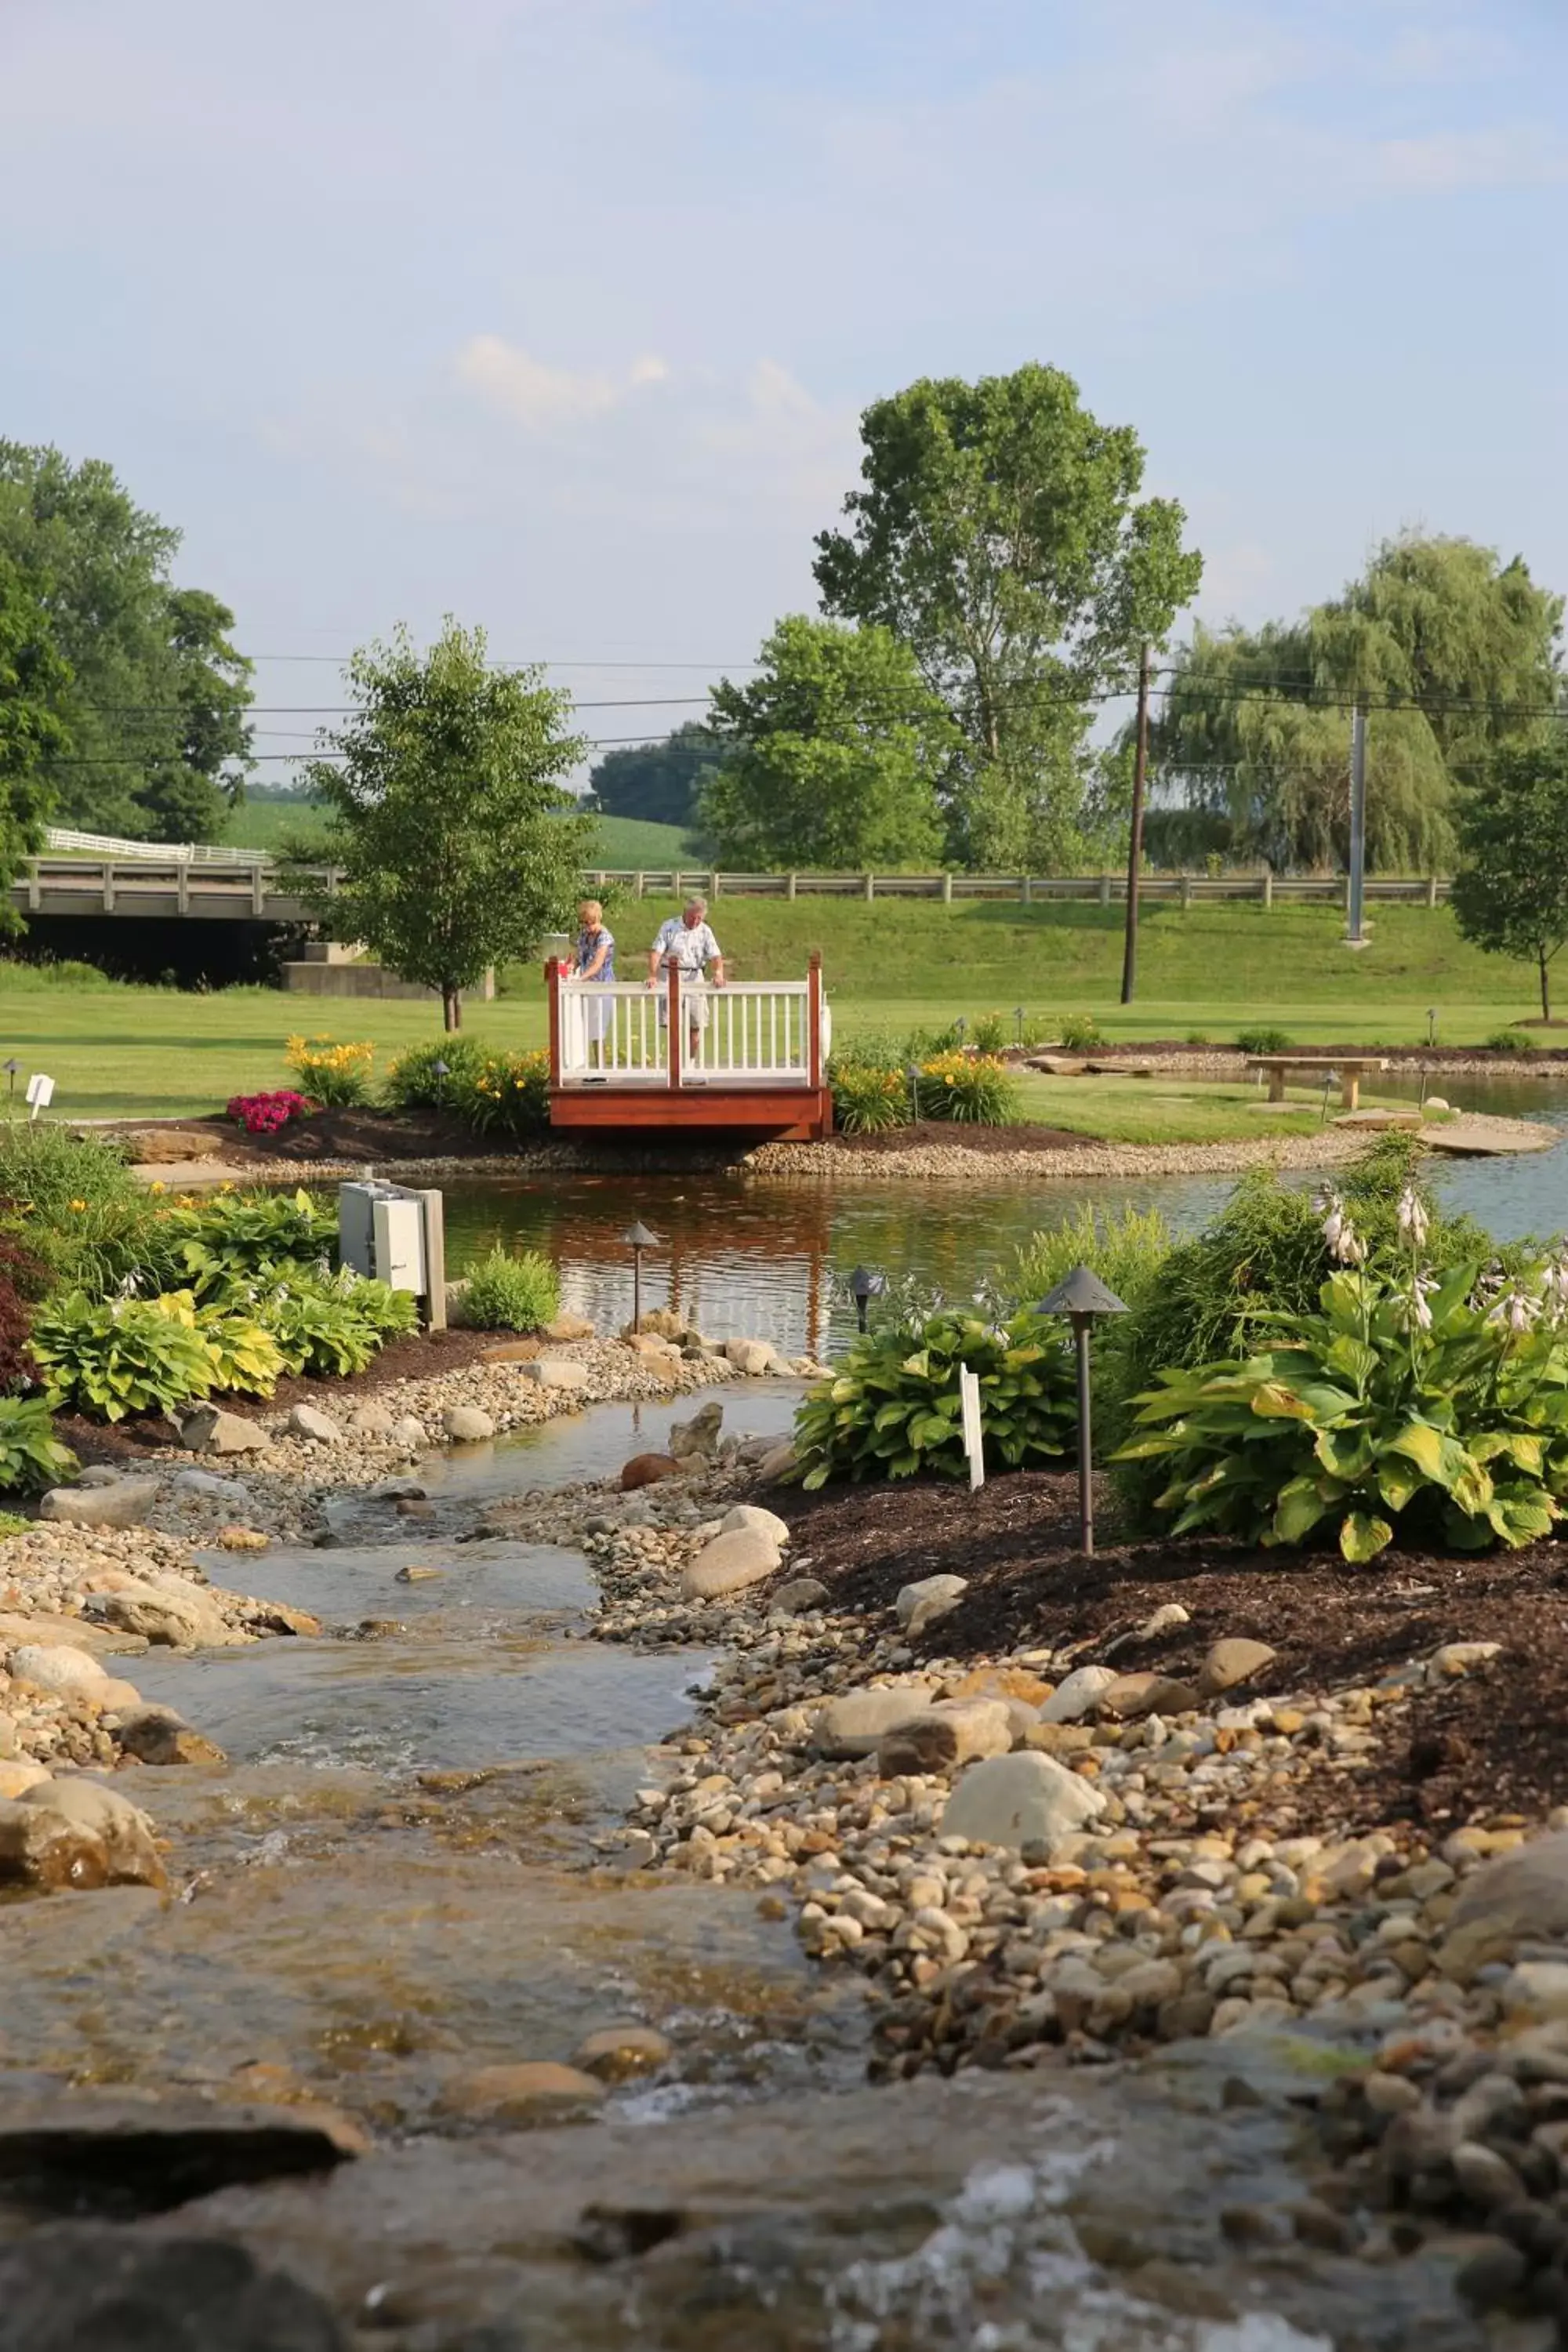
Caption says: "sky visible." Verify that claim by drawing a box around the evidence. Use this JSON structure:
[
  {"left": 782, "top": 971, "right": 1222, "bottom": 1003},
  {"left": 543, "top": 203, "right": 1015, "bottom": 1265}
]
[{"left": 2, "top": 0, "right": 1565, "bottom": 778}]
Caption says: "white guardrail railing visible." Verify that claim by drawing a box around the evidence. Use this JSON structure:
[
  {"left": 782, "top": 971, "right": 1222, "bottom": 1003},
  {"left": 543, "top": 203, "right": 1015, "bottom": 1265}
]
[
  {"left": 43, "top": 827, "right": 269, "bottom": 866},
  {"left": 557, "top": 978, "right": 827, "bottom": 1086}
]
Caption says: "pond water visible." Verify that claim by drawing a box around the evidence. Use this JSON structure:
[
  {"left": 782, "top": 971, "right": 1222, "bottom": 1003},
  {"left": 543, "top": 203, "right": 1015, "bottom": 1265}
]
[{"left": 441, "top": 1072, "right": 1568, "bottom": 1360}]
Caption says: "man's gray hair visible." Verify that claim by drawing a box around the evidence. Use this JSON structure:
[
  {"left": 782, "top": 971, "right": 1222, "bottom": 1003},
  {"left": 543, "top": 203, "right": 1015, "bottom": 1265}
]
[{"left": 684, "top": 895, "right": 708, "bottom": 916}]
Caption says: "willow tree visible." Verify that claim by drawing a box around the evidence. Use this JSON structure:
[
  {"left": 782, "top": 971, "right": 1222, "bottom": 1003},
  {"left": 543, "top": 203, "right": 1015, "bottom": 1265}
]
[
  {"left": 1150, "top": 535, "right": 1563, "bottom": 871},
  {"left": 299, "top": 621, "right": 588, "bottom": 1030},
  {"left": 814, "top": 365, "right": 1203, "bottom": 873}
]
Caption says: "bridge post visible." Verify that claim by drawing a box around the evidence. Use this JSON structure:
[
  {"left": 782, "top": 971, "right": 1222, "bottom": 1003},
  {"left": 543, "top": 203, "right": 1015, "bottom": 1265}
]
[
  {"left": 101, "top": 865, "right": 115, "bottom": 914},
  {"left": 667, "top": 964, "right": 682, "bottom": 1091},
  {"left": 545, "top": 959, "right": 561, "bottom": 1088},
  {"left": 177, "top": 866, "right": 190, "bottom": 916},
  {"left": 250, "top": 868, "right": 266, "bottom": 916}
]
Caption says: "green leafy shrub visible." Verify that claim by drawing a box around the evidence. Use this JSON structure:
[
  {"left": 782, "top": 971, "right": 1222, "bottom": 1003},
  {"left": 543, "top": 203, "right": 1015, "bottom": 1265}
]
[
  {"left": 0, "top": 1125, "right": 158, "bottom": 1300},
  {"left": 159, "top": 1189, "right": 330, "bottom": 1300},
  {"left": 795, "top": 1305, "right": 1076, "bottom": 1487},
  {"left": 1057, "top": 1013, "right": 1105, "bottom": 1052},
  {"left": 447, "top": 1049, "right": 551, "bottom": 1140},
  {"left": 383, "top": 1036, "right": 494, "bottom": 1112},
  {"left": 1237, "top": 1025, "right": 1293, "bottom": 1054},
  {"left": 1011, "top": 1203, "right": 1172, "bottom": 1315},
  {"left": 1118, "top": 1258, "right": 1568, "bottom": 1562},
  {"left": 457, "top": 1247, "right": 560, "bottom": 1331},
  {"left": 31, "top": 1290, "right": 218, "bottom": 1421},
  {"left": 915, "top": 1051, "right": 1021, "bottom": 1124},
  {"left": 969, "top": 1011, "right": 1011, "bottom": 1054},
  {"left": 1185, "top": 1031, "right": 1211, "bottom": 1046},
  {"left": 1485, "top": 1027, "right": 1538, "bottom": 1054},
  {"left": 192, "top": 1299, "right": 288, "bottom": 1398},
  {"left": 0, "top": 1510, "right": 31, "bottom": 1536},
  {"left": 829, "top": 1062, "right": 908, "bottom": 1134},
  {"left": 257, "top": 1270, "right": 418, "bottom": 1377},
  {"left": 0, "top": 1396, "right": 78, "bottom": 1492},
  {"left": 285, "top": 1035, "right": 376, "bottom": 1107}
]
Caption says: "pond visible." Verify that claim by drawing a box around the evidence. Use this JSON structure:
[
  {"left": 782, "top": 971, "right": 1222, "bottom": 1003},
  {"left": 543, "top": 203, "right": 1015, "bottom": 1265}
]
[{"left": 440, "top": 1072, "right": 1568, "bottom": 1359}]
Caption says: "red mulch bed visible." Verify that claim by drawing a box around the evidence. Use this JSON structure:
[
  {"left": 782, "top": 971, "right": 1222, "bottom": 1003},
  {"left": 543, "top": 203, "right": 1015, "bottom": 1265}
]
[
  {"left": 773, "top": 1471, "right": 1568, "bottom": 1831},
  {"left": 824, "top": 1121, "right": 1092, "bottom": 1156}
]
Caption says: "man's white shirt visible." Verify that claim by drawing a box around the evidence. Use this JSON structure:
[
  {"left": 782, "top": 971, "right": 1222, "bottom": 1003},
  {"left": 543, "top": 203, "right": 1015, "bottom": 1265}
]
[{"left": 652, "top": 918, "right": 721, "bottom": 974}]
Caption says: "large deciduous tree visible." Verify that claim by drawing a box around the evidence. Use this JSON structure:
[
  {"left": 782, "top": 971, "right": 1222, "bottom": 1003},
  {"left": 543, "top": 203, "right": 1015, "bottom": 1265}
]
[
  {"left": 813, "top": 365, "right": 1203, "bottom": 871},
  {"left": 588, "top": 720, "right": 719, "bottom": 831},
  {"left": 0, "top": 552, "right": 70, "bottom": 921},
  {"left": 1451, "top": 735, "right": 1568, "bottom": 1023},
  {"left": 299, "top": 620, "right": 589, "bottom": 1031},
  {"left": 701, "top": 617, "right": 950, "bottom": 869},
  {"left": 1150, "top": 536, "right": 1564, "bottom": 872},
  {"left": 0, "top": 443, "right": 253, "bottom": 842}
]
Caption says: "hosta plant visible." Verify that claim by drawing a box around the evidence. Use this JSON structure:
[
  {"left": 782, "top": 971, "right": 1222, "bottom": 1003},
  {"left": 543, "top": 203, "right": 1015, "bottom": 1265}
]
[
  {"left": 256, "top": 1270, "right": 417, "bottom": 1378},
  {"left": 160, "top": 1189, "right": 329, "bottom": 1299},
  {"left": 31, "top": 1290, "right": 219, "bottom": 1421},
  {"left": 1116, "top": 1253, "right": 1568, "bottom": 1562},
  {"left": 795, "top": 1306, "right": 1076, "bottom": 1487},
  {"left": 0, "top": 1396, "right": 78, "bottom": 1493}
]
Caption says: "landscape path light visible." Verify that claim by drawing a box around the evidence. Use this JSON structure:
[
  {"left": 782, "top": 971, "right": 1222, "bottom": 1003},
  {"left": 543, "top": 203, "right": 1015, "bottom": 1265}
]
[
  {"left": 2, "top": 1058, "right": 17, "bottom": 1112},
  {"left": 622, "top": 1218, "right": 659, "bottom": 1334},
  {"left": 1014, "top": 1006, "right": 1026, "bottom": 1046},
  {"left": 1428, "top": 1007, "right": 1439, "bottom": 1047},
  {"left": 906, "top": 1065, "right": 921, "bottom": 1123},
  {"left": 431, "top": 1057, "right": 449, "bottom": 1111},
  {"left": 1036, "top": 1265, "right": 1129, "bottom": 1558},
  {"left": 848, "top": 1265, "right": 886, "bottom": 1334}
]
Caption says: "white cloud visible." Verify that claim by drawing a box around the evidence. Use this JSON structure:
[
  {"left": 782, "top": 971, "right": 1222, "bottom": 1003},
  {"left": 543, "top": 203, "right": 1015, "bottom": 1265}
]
[
  {"left": 452, "top": 336, "right": 671, "bottom": 431},
  {"left": 1374, "top": 127, "right": 1568, "bottom": 194}
]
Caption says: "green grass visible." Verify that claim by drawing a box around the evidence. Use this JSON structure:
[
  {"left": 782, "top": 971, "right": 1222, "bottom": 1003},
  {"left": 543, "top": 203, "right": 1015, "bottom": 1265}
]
[
  {"left": 1013, "top": 1072, "right": 1410, "bottom": 1144},
  {"left": 220, "top": 798, "right": 331, "bottom": 852},
  {"left": 218, "top": 801, "right": 699, "bottom": 869}
]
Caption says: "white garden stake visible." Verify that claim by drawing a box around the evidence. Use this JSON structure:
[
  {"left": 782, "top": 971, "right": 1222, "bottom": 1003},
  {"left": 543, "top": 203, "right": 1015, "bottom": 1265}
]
[
  {"left": 959, "top": 1362, "right": 985, "bottom": 1491},
  {"left": 25, "top": 1073, "right": 54, "bottom": 1122}
]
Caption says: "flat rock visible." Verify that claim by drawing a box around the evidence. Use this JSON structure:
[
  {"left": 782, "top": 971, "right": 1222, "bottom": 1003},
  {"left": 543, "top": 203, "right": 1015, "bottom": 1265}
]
[
  {"left": 669, "top": 1402, "right": 723, "bottom": 1461},
  {"left": 348, "top": 1403, "right": 397, "bottom": 1436},
  {"left": 572, "top": 2024, "right": 673, "bottom": 2081},
  {"left": 0, "top": 2093, "right": 361, "bottom": 2214},
  {"left": 721, "top": 1501, "right": 789, "bottom": 1548},
  {"left": 895, "top": 1573, "right": 968, "bottom": 1638},
  {"left": 949, "top": 1664, "right": 1054, "bottom": 1709},
  {"left": 288, "top": 1403, "right": 343, "bottom": 1444},
  {"left": 517, "top": 1359, "right": 590, "bottom": 1393},
  {"left": 181, "top": 1406, "right": 268, "bottom": 1457},
  {"left": 620, "top": 1452, "right": 683, "bottom": 1491},
  {"left": 89, "top": 1580, "right": 243, "bottom": 1649},
  {"left": 0, "top": 1611, "right": 146, "bottom": 1658},
  {"left": 477, "top": 1338, "right": 542, "bottom": 1363},
  {"left": 1101, "top": 1671, "right": 1200, "bottom": 1719},
  {"left": 1442, "top": 1833, "right": 1568, "bottom": 1980},
  {"left": 543, "top": 1312, "right": 595, "bottom": 1343},
  {"left": 7, "top": 1642, "right": 111, "bottom": 1700},
  {"left": 813, "top": 1681, "right": 940, "bottom": 1759},
  {"left": 1198, "top": 1637, "right": 1279, "bottom": 1699},
  {"left": 877, "top": 1698, "right": 1014, "bottom": 1777},
  {"left": 434, "top": 2062, "right": 606, "bottom": 2123},
  {"left": 679, "top": 1526, "right": 779, "bottom": 1601},
  {"left": 441, "top": 1404, "right": 496, "bottom": 1442},
  {"left": 757, "top": 1441, "right": 797, "bottom": 1483},
  {"left": 770, "top": 1577, "right": 829, "bottom": 1617},
  {"left": 38, "top": 1479, "right": 159, "bottom": 1530},
  {"left": 0, "top": 2225, "right": 347, "bottom": 2350},
  {"left": 171, "top": 1468, "right": 251, "bottom": 1502},
  {"left": 940, "top": 1750, "right": 1107, "bottom": 1849},
  {"left": 1040, "top": 1665, "right": 1119, "bottom": 1723}
]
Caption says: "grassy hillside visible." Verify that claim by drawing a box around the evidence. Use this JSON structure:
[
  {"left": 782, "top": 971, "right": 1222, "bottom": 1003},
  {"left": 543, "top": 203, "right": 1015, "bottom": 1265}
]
[
  {"left": 221, "top": 797, "right": 331, "bottom": 851},
  {"left": 220, "top": 800, "right": 698, "bottom": 868}
]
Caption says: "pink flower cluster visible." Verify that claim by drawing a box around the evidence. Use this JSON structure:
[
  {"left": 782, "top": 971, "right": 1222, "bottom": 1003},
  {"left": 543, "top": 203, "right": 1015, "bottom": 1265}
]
[{"left": 227, "top": 1089, "right": 312, "bottom": 1137}]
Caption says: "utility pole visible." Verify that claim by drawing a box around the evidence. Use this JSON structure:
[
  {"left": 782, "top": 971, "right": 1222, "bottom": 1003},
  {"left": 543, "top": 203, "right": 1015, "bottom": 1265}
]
[
  {"left": 1346, "top": 704, "right": 1367, "bottom": 949},
  {"left": 1120, "top": 642, "right": 1152, "bottom": 1004}
]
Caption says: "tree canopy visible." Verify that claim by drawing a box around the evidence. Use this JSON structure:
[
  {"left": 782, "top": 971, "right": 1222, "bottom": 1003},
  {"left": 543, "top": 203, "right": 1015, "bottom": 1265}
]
[
  {"left": 813, "top": 364, "right": 1202, "bottom": 871},
  {"left": 701, "top": 616, "right": 951, "bottom": 869},
  {"left": 0, "top": 443, "right": 252, "bottom": 843},
  {"left": 588, "top": 720, "right": 718, "bottom": 830},
  {"left": 299, "top": 620, "right": 588, "bottom": 1030},
  {"left": 1451, "top": 732, "right": 1568, "bottom": 1022},
  {"left": 1149, "top": 535, "right": 1564, "bottom": 872},
  {"left": 0, "top": 552, "right": 70, "bottom": 922}
]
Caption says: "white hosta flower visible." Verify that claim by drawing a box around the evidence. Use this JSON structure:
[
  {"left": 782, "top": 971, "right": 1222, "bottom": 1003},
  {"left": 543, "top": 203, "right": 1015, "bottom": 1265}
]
[
  {"left": 1396, "top": 1186, "right": 1429, "bottom": 1250},
  {"left": 1488, "top": 1287, "right": 1540, "bottom": 1335}
]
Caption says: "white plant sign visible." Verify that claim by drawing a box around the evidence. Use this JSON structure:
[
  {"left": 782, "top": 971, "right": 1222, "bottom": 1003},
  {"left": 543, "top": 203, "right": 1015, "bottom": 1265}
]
[
  {"left": 25, "top": 1073, "right": 54, "bottom": 1120},
  {"left": 958, "top": 1362, "right": 985, "bottom": 1490}
]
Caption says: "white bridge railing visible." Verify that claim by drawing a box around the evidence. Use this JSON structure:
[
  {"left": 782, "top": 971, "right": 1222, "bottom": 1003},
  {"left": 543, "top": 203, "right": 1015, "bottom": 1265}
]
[{"left": 551, "top": 964, "right": 827, "bottom": 1089}]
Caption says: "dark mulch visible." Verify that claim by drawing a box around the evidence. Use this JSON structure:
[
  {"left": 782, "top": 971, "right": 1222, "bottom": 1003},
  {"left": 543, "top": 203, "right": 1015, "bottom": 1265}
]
[
  {"left": 47, "top": 1330, "right": 501, "bottom": 1470},
  {"left": 774, "top": 1471, "right": 1568, "bottom": 1830},
  {"left": 824, "top": 1121, "right": 1092, "bottom": 1156},
  {"left": 189, "top": 1108, "right": 499, "bottom": 1167}
]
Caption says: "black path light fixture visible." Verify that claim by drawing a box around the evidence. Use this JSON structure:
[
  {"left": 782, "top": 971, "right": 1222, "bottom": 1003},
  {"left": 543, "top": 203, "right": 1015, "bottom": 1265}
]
[
  {"left": 2, "top": 1058, "right": 17, "bottom": 1112},
  {"left": 906, "top": 1063, "right": 921, "bottom": 1122},
  {"left": 623, "top": 1218, "right": 659, "bottom": 1333},
  {"left": 1036, "top": 1265, "right": 1129, "bottom": 1557},
  {"left": 848, "top": 1265, "right": 886, "bottom": 1334},
  {"left": 431, "top": 1057, "right": 449, "bottom": 1112},
  {"left": 1014, "top": 1006, "right": 1026, "bottom": 1046}
]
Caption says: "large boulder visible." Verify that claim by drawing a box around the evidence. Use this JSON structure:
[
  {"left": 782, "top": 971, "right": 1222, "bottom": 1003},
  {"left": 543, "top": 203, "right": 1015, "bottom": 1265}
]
[
  {"left": 621, "top": 1452, "right": 683, "bottom": 1491},
  {"left": 0, "top": 1777, "right": 165, "bottom": 1890},
  {"left": 1197, "top": 1638, "right": 1278, "bottom": 1699},
  {"left": 115, "top": 1706, "right": 226, "bottom": 1766},
  {"left": 348, "top": 1402, "right": 396, "bottom": 1437},
  {"left": 6, "top": 1644, "right": 112, "bottom": 1702},
  {"left": 288, "top": 1403, "right": 343, "bottom": 1444},
  {"left": 1440, "top": 1833, "right": 1568, "bottom": 1980},
  {"left": 669, "top": 1402, "right": 723, "bottom": 1461},
  {"left": 88, "top": 1579, "right": 244, "bottom": 1650},
  {"left": 680, "top": 1526, "right": 779, "bottom": 1601},
  {"left": 939, "top": 1750, "right": 1107, "bottom": 1849},
  {"left": 390, "top": 1416, "right": 428, "bottom": 1452},
  {"left": 757, "top": 1441, "right": 798, "bottom": 1484},
  {"left": 1039, "top": 1665, "right": 1119, "bottom": 1724},
  {"left": 517, "top": 1359, "right": 590, "bottom": 1393},
  {"left": 721, "top": 1502, "right": 789, "bottom": 1549},
  {"left": 895, "top": 1574, "right": 968, "bottom": 1639},
  {"left": 724, "top": 1337, "right": 782, "bottom": 1377},
  {"left": 812, "top": 1680, "right": 940, "bottom": 1759},
  {"left": 0, "top": 2227, "right": 347, "bottom": 2352},
  {"left": 876, "top": 1698, "right": 1014, "bottom": 1777},
  {"left": 544, "top": 1312, "right": 595, "bottom": 1342},
  {"left": 38, "top": 1479, "right": 159, "bottom": 1530},
  {"left": 441, "top": 1404, "right": 495, "bottom": 1442},
  {"left": 180, "top": 1406, "right": 267, "bottom": 1457}
]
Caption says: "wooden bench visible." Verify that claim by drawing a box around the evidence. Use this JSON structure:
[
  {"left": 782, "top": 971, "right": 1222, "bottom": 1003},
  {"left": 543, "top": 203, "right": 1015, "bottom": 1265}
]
[{"left": 1245, "top": 1055, "right": 1388, "bottom": 1111}]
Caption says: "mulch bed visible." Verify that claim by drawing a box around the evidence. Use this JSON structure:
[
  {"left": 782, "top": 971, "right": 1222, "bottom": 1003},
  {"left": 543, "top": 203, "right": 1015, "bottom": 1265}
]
[
  {"left": 824, "top": 1121, "right": 1092, "bottom": 1156},
  {"left": 775, "top": 1470, "right": 1568, "bottom": 1831},
  {"left": 188, "top": 1108, "right": 499, "bottom": 1167}
]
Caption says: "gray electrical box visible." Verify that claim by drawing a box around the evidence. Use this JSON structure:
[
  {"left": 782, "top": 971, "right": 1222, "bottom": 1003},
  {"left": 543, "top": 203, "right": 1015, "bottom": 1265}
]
[{"left": 338, "top": 1182, "right": 446, "bottom": 1327}]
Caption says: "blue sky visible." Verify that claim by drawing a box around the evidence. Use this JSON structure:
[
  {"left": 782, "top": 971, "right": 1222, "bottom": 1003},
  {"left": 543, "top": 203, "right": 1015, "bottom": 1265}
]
[{"left": 2, "top": 0, "right": 1564, "bottom": 772}]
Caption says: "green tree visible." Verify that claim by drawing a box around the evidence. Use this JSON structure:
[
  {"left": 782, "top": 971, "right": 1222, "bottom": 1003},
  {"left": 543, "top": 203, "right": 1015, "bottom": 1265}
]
[
  {"left": 589, "top": 720, "right": 718, "bottom": 829},
  {"left": 813, "top": 365, "right": 1203, "bottom": 871},
  {"left": 0, "top": 444, "right": 253, "bottom": 841},
  {"left": 1152, "top": 536, "right": 1563, "bottom": 872},
  {"left": 0, "top": 552, "right": 70, "bottom": 923},
  {"left": 1451, "top": 734, "right": 1568, "bottom": 1022},
  {"left": 701, "top": 617, "right": 951, "bottom": 869},
  {"left": 299, "top": 620, "right": 589, "bottom": 1031}
]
